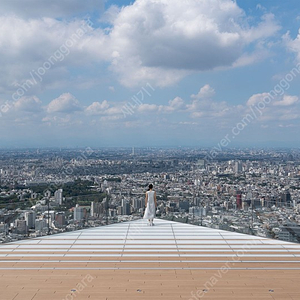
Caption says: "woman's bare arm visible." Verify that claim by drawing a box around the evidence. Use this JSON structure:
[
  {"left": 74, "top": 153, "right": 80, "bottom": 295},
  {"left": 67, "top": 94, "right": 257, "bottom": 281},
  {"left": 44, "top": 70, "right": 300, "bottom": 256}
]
[
  {"left": 154, "top": 191, "right": 157, "bottom": 207},
  {"left": 145, "top": 192, "right": 148, "bottom": 207}
]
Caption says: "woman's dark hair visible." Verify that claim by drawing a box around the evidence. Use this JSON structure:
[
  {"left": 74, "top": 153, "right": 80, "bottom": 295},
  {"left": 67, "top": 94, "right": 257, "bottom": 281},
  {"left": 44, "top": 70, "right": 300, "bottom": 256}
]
[{"left": 148, "top": 184, "right": 153, "bottom": 190}]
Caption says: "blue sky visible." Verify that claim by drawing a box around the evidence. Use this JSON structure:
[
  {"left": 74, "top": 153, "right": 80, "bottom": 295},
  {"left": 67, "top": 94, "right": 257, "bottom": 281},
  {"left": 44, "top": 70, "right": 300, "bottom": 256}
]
[{"left": 0, "top": 0, "right": 300, "bottom": 148}]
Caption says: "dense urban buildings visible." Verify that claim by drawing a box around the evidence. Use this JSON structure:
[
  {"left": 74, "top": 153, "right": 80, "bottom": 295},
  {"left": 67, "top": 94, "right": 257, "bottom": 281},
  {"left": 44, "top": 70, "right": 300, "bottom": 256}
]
[{"left": 0, "top": 147, "right": 300, "bottom": 243}]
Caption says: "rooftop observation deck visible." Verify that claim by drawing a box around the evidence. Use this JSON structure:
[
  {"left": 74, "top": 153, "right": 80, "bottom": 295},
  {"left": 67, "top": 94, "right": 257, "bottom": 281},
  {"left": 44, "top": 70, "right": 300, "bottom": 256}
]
[{"left": 0, "top": 219, "right": 300, "bottom": 300}]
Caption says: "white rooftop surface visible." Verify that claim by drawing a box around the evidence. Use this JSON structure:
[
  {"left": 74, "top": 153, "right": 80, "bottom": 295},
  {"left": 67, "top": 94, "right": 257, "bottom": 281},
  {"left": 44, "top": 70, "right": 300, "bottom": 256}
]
[{"left": 0, "top": 218, "right": 300, "bottom": 299}]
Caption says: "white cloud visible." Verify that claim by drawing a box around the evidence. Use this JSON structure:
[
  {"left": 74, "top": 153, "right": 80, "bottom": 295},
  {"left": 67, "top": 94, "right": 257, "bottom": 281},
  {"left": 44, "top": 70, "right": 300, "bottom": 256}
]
[
  {"left": 273, "top": 95, "right": 298, "bottom": 106},
  {"left": 232, "top": 47, "right": 270, "bottom": 68},
  {"left": 247, "top": 93, "right": 299, "bottom": 107},
  {"left": 285, "top": 30, "right": 300, "bottom": 63},
  {"left": 137, "top": 104, "right": 158, "bottom": 113},
  {"left": 107, "top": 0, "right": 280, "bottom": 87},
  {"left": 191, "top": 85, "right": 215, "bottom": 99},
  {"left": 185, "top": 84, "right": 250, "bottom": 121},
  {"left": 245, "top": 92, "right": 300, "bottom": 125},
  {"left": 100, "top": 5, "right": 121, "bottom": 24},
  {"left": 136, "top": 97, "right": 186, "bottom": 114},
  {"left": 256, "top": 4, "right": 266, "bottom": 11},
  {"left": 241, "top": 14, "right": 280, "bottom": 43},
  {"left": 14, "top": 96, "right": 42, "bottom": 112},
  {"left": 158, "top": 97, "right": 185, "bottom": 113},
  {"left": 0, "top": 16, "right": 107, "bottom": 93},
  {"left": 246, "top": 93, "right": 271, "bottom": 106},
  {"left": 0, "top": 0, "right": 281, "bottom": 92},
  {"left": 168, "top": 97, "right": 185, "bottom": 109},
  {"left": 47, "top": 93, "right": 82, "bottom": 113},
  {"left": 188, "top": 98, "right": 231, "bottom": 118},
  {"left": 85, "top": 100, "right": 110, "bottom": 115}
]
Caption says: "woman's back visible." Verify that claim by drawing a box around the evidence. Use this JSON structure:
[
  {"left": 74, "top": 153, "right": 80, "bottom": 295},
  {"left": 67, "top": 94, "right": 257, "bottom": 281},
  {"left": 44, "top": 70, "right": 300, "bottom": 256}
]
[
  {"left": 147, "top": 190, "right": 155, "bottom": 204},
  {"left": 143, "top": 184, "right": 156, "bottom": 225}
]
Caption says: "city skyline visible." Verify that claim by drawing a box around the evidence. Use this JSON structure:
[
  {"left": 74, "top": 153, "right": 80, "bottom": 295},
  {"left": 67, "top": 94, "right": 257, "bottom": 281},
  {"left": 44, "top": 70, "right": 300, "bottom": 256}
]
[{"left": 1, "top": 0, "right": 300, "bottom": 148}]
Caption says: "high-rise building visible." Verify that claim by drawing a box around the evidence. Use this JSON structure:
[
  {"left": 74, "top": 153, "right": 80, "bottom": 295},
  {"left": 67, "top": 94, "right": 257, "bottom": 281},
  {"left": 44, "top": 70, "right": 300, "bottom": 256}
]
[
  {"left": 243, "top": 191, "right": 252, "bottom": 210},
  {"left": 15, "top": 220, "right": 27, "bottom": 234},
  {"left": 74, "top": 204, "right": 84, "bottom": 221},
  {"left": 55, "top": 212, "right": 66, "bottom": 227},
  {"left": 121, "top": 199, "right": 130, "bottom": 215},
  {"left": 189, "top": 207, "right": 206, "bottom": 216},
  {"left": 90, "top": 201, "right": 95, "bottom": 217},
  {"left": 234, "top": 161, "right": 242, "bottom": 174},
  {"left": 234, "top": 161, "right": 243, "bottom": 174},
  {"left": 35, "top": 219, "right": 47, "bottom": 232},
  {"left": 54, "top": 189, "right": 63, "bottom": 205},
  {"left": 236, "top": 192, "right": 242, "bottom": 209},
  {"left": 132, "top": 199, "right": 142, "bottom": 210},
  {"left": 25, "top": 211, "right": 36, "bottom": 229},
  {"left": 193, "top": 197, "right": 200, "bottom": 206},
  {"left": 117, "top": 206, "right": 122, "bottom": 215},
  {"left": 163, "top": 174, "right": 170, "bottom": 180},
  {"left": 281, "top": 190, "right": 291, "bottom": 206},
  {"left": 179, "top": 200, "right": 190, "bottom": 212}
]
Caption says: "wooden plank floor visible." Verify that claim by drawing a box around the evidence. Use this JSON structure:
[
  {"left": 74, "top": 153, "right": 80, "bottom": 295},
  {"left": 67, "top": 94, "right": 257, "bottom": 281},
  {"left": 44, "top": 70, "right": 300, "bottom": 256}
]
[{"left": 0, "top": 219, "right": 300, "bottom": 299}]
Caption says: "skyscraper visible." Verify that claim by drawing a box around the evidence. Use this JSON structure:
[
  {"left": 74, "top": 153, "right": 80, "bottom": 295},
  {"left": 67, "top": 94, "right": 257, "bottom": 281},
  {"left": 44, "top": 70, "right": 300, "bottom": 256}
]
[
  {"left": 281, "top": 190, "right": 292, "bottom": 206},
  {"left": 133, "top": 199, "right": 142, "bottom": 210},
  {"left": 54, "top": 189, "right": 63, "bottom": 205},
  {"left": 121, "top": 199, "right": 130, "bottom": 215},
  {"left": 234, "top": 161, "right": 243, "bottom": 174},
  {"left": 25, "top": 211, "right": 36, "bottom": 229},
  {"left": 236, "top": 192, "right": 242, "bottom": 209},
  {"left": 91, "top": 201, "right": 95, "bottom": 217},
  {"left": 55, "top": 212, "right": 66, "bottom": 227},
  {"left": 74, "top": 204, "right": 84, "bottom": 221}
]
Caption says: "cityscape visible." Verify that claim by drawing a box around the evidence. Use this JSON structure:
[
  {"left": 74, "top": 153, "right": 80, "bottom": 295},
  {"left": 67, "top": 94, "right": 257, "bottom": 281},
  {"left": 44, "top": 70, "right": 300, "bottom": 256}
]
[
  {"left": 1, "top": 0, "right": 300, "bottom": 298},
  {"left": 1, "top": 147, "right": 300, "bottom": 244}
]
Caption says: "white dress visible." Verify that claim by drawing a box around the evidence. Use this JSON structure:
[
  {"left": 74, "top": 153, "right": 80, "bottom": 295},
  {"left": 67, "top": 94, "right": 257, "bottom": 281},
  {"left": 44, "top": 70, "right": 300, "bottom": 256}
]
[{"left": 143, "top": 190, "right": 156, "bottom": 219}]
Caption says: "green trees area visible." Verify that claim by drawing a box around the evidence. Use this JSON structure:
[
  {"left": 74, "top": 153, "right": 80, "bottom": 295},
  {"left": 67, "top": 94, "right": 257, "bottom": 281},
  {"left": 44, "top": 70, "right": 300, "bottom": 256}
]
[
  {"left": 0, "top": 194, "right": 20, "bottom": 210},
  {"left": 0, "top": 179, "right": 107, "bottom": 210}
]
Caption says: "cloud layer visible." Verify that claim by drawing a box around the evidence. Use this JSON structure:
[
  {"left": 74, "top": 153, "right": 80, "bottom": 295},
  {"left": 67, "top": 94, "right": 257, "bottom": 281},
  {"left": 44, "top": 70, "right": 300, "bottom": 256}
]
[
  {"left": 0, "top": 0, "right": 281, "bottom": 93},
  {"left": 0, "top": 0, "right": 298, "bottom": 147},
  {"left": 106, "top": 0, "right": 280, "bottom": 86}
]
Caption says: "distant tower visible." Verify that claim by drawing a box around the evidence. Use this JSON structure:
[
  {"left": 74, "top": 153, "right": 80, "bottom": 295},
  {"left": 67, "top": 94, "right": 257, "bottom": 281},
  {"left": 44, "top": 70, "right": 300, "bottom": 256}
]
[
  {"left": 236, "top": 191, "right": 242, "bottom": 209},
  {"left": 234, "top": 161, "right": 242, "bottom": 174},
  {"left": 54, "top": 189, "right": 63, "bottom": 205},
  {"left": 131, "top": 147, "right": 135, "bottom": 156},
  {"left": 25, "top": 211, "right": 36, "bottom": 229},
  {"left": 281, "top": 190, "right": 291, "bottom": 206},
  {"left": 55, "top": 212, "right": 65, "bottom": 227},
  {"left": 122, "top": 199, "right": 130, "bottom": 215},
  {"left": 74, "top": 204, "right": 84, "bottom": 221},
  {"left": 91, "top": 202, "right": 95, "bottom": 217},
  {"left": 244, "top": 191, "right": 252, "bottom": 209}
]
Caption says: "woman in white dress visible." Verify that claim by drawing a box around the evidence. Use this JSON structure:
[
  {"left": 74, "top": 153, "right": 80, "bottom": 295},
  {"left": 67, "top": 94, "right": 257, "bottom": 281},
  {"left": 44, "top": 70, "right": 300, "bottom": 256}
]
[{"left": 143, "top": 184, "right": 157, "bottom": 226}]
